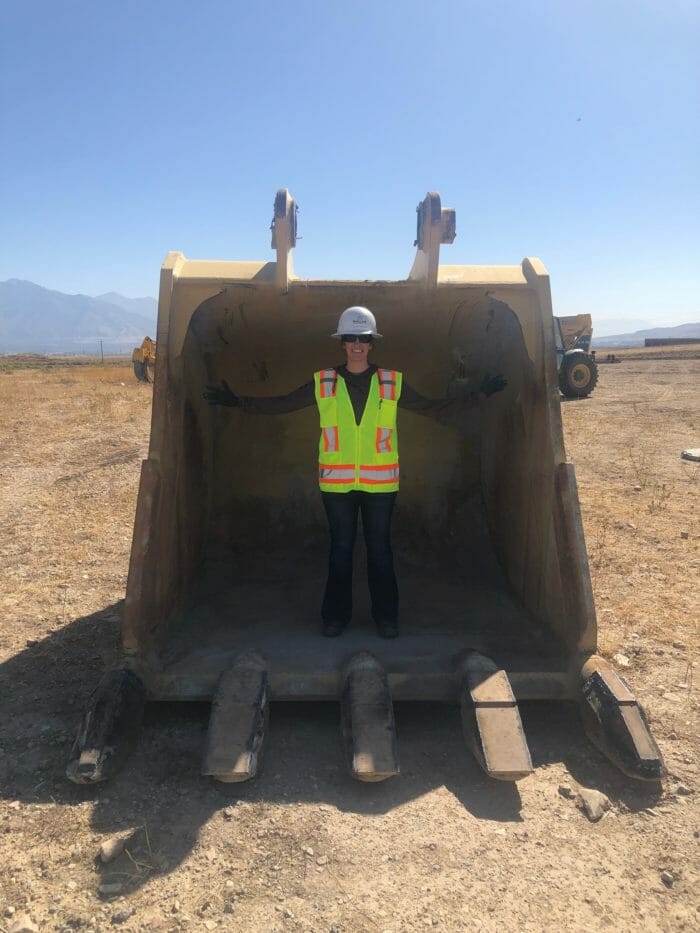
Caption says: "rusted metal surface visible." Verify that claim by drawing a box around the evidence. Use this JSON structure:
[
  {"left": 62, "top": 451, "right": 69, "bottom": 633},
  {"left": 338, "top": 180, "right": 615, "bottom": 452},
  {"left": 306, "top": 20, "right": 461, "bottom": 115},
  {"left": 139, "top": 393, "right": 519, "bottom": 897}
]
[
  {"left": 202, "top": 652, "right": 269, "bottom": 783},
  {"left": 341, "top": 652, "right": 399, "bottom": 782},
  {"left": 460, "top": 652, "right": 533, "bottom": 782}
]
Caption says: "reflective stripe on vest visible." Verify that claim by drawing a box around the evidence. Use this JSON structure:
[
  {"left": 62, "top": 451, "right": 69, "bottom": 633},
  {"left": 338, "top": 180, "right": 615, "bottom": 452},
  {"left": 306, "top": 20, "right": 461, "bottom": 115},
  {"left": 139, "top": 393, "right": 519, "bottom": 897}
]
[
  {"left": 358, "top": 463, "right": 400, "bottom": 485},
  {"left": 376, "top": 426, "right": 393, "bottom": 453},
  {"left": 322, "top": 425, "right": 339, "bottom": 453},
  {"left": 319, "top": 464, "right": 355, "bottom": 484},
  {"left": 377, "top": 368, "right": 397, "bottom": 401},
  {"left": 318, "top": 368, "right": 337, "bottom": 399}
]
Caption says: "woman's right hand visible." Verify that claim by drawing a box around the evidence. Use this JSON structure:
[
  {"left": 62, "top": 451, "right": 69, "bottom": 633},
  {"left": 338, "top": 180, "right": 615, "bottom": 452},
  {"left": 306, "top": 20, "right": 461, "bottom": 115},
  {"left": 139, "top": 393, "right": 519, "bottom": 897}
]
[
  {"left": 479, "top": 373, "right": 508, "bottom": 397},
  {"left": 203, "top": 380, "right": 240, "bottom": 407}
]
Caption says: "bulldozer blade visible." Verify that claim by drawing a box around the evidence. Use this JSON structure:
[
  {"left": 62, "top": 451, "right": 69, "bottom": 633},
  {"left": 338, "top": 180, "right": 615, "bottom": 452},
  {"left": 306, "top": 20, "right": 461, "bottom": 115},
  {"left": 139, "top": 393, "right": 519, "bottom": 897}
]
[
  {"left": 67, "top": 668, "right": 146, "bottom": 784},
  {"left": 460, "top": 652, "right": 533, "bottom": 782},
  {"left": 341, "top": 652, "right": 399, "bottom": 782},
  {"left": 580, "top": 656, "right": 665, "bottom": 782},
  {"left": 202, "top": 652, "right": 269, "bottom": 783}
]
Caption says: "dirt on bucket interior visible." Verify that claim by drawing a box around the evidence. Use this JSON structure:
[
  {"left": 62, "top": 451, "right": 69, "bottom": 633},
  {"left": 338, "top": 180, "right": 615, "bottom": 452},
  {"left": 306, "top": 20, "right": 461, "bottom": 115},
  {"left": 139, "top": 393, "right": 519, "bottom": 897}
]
[{"left": 0, "top": 356, "right": 698, "bottom": 932}]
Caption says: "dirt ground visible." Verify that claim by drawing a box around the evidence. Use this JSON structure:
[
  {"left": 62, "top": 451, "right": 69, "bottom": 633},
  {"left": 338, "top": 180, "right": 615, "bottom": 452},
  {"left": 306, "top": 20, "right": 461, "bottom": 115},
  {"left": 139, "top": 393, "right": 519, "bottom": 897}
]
[{"left": 0, "top": 356, "right": 698, "bottom": 932}]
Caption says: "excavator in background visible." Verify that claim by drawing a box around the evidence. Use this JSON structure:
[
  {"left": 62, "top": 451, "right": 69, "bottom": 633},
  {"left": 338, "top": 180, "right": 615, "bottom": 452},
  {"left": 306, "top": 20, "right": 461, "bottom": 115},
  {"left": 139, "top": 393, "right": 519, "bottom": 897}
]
[
  {"left": 131, "top": 336, "right": 156, "bottom": 383},
  {"left": 555, "top": 314, "right": 598, "bottom": 398},
  {"left": 558, "top": 313, "right": 593, "bottom": 352},
  {"left": 68, "top": 190, "right": 663, "bottom": 790}
]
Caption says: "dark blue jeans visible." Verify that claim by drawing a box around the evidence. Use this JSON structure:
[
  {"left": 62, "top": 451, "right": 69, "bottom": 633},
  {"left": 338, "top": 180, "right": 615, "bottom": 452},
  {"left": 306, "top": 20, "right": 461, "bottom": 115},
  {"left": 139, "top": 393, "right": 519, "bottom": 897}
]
[{"left": 321, "top": 491, "right": 398, "bottom": 625}]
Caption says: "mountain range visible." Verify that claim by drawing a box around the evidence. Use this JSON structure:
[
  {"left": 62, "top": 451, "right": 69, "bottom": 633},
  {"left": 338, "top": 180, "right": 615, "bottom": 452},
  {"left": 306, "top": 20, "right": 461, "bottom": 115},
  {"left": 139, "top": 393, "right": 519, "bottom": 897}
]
[{"left": 0, "top": 279, "right": 157, "bottom": 354}]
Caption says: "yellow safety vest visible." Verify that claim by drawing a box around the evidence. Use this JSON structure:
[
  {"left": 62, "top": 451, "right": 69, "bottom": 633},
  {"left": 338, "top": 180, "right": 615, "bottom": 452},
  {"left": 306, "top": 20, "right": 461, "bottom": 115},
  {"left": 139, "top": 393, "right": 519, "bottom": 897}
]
[{"left": 314, "top": 368, "right": 403, "bottom": 493}]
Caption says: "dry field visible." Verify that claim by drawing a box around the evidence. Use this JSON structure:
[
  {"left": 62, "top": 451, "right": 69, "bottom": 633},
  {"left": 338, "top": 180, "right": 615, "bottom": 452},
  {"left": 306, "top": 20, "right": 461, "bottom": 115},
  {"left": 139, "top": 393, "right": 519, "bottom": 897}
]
[
  {"left": 0, "top": 357, "right": 698, "bottom": 933},
  {"left": 594, "top": 344, "right": 700, "bottom": 361}
]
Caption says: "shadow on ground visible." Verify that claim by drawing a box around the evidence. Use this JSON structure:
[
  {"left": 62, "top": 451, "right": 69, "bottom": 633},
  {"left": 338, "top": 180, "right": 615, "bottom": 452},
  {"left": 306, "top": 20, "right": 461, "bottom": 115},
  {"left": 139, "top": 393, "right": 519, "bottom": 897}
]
[{"left": 0, "top": 602, "right": 662, "bottom": 895}]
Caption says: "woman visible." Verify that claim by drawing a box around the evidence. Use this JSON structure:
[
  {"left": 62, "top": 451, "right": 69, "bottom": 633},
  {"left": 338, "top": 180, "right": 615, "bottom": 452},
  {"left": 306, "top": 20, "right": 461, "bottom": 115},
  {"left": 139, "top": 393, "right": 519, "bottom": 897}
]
[{"left": 204, "top": 306, "right": 506, "bottom": 639}]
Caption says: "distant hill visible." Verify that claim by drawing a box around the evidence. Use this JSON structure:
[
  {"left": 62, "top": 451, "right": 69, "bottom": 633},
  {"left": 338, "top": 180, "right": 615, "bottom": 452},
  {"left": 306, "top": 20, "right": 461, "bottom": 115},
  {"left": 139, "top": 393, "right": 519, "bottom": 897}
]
[
  {"left": 95, "top": 292, "right": 158, "bottom": 320},
  {"left": 0, "top": 280, "right": 157, "bottom": 354},
  {"left": 592, "top": 321, "right": 700, "bottom": 348},
  {"left": 592, "top": 318, "right": 651, "bottom": 337}
]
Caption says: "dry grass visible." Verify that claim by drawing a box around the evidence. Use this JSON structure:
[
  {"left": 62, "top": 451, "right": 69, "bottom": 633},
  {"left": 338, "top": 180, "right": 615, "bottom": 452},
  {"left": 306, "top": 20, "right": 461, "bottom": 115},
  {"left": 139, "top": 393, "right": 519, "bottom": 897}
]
[
  {"left": 0, "top": 353, "right": 131, "bottom": 368},
  {"left": 0, "top": 363, "right": 151, "bottom": 653},
  {"left": 561, "top": 356, "right": 700, "bottom": 653},
  {"left": 595, "top": 344, "right": 700, "bottom": 361}
]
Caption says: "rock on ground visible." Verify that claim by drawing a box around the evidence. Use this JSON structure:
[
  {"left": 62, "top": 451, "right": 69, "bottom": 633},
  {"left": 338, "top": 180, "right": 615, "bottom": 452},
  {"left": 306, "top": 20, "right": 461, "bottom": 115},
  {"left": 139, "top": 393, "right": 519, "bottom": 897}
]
[{"left": 577, "top": 787, "right": 612, "bottom": 822}]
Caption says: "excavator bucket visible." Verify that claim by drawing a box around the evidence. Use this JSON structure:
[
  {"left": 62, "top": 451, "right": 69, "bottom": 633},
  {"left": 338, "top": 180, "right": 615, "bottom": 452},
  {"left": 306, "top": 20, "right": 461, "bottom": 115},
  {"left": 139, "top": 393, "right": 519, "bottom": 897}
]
[{"left": 68, "top": 190, "right": 664, "bottom": 785}]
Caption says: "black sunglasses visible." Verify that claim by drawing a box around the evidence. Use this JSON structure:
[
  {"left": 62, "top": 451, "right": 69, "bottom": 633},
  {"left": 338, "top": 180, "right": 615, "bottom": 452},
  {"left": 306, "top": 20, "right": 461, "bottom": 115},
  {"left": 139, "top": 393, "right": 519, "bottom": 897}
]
[{"left": 341, "top": 334, "right": 373, "bottom": 344}]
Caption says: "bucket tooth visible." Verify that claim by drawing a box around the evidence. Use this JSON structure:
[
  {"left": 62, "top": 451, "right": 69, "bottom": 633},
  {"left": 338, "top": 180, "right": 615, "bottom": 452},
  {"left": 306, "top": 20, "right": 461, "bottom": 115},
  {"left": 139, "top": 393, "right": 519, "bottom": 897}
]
[
  {"left": 67, "top": 668, "right": 146, "bottom": 784},
  {"left": 203, "top": 652, "right": 269, "bottom": 783},
  {"left": 341, "top": 652, "right": 399, "bottom": 782},
  {"left": 460, "top": 652, "right": 533, "bottom": 782},
  {"left": 580, "top": 656, "right": 665, "bottom": 782}
]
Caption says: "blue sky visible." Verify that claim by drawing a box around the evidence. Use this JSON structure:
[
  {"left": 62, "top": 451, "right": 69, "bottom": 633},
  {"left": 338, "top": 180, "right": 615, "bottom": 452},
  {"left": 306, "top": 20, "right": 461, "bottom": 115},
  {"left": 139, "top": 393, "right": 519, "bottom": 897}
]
[{"left": 1, "top": 0, "right": 698, "bottom": 326}]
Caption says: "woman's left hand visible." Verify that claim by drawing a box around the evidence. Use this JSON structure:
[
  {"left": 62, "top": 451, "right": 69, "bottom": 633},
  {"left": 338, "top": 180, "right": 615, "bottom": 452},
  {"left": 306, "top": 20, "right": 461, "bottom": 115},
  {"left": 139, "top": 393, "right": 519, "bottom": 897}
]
[{"left": 479, "top": 373, "right": 508, "bottom": 397}]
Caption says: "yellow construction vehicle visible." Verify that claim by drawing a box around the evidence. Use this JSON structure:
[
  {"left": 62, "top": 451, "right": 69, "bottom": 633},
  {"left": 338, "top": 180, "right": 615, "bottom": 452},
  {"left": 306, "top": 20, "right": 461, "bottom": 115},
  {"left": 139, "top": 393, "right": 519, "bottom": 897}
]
[
  {"left": 131, "top": 336, "right": 156, "bottom": 383},
  {"left": 555, "top": 314, "right": 598, "bottom": 398},
  {"left": 557, "top": 314, "right": 593, "bottom": 352},
  {"left": 68, "top": 190, "right": 663, "bottom": 788}
]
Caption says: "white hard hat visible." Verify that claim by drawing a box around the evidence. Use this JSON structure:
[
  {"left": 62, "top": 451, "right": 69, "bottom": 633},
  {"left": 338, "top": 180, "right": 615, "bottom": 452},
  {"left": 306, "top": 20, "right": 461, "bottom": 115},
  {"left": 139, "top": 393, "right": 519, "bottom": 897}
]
[{"left": 332, "top": 306, "right": 383, "bottom": 338}]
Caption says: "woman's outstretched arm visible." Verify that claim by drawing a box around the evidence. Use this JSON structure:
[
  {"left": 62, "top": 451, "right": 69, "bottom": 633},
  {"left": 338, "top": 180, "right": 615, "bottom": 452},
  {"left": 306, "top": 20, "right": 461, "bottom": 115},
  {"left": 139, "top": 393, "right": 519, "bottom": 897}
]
[{"left": 203, "top": 379, "right": 316, "bottom": 414}]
